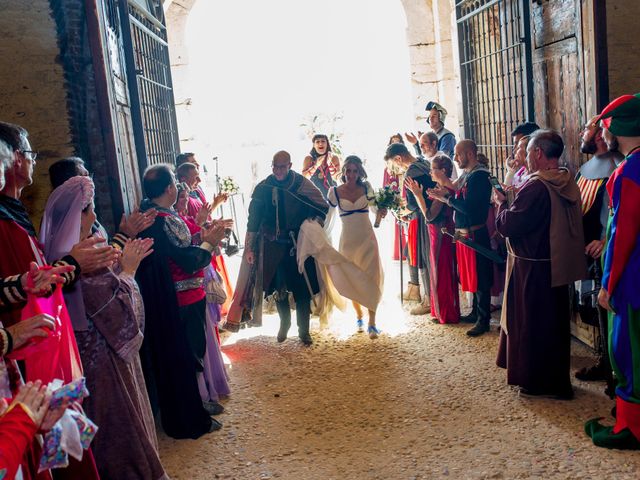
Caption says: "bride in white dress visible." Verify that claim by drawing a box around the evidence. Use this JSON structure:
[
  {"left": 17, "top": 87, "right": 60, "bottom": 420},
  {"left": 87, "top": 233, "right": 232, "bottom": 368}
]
[{"left": 327, "top": 156, "right": 385, "bottom": 338}]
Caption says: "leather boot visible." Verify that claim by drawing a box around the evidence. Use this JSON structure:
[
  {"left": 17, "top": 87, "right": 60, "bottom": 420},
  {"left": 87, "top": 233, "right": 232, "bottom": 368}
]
[
  {"left": 276, "top": 297, "right": 291, "bottom": 342},
  {"left": 410, "top": 295, "right": 430, "bottom": 315},
  {"left": 296, "top": 299, "right": 313, "bottom": 346},
  {"left": 575, "top": 356, "right": 610, "bottom": 382},
  {"left": 467, "top": 318, "right": 490, "bottom": 337},
  {"left": 402, "top": 282, "right": 421, "bottom": 302}
]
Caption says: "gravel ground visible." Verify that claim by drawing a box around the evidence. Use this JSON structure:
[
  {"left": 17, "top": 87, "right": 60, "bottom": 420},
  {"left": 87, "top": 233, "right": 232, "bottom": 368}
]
[{"left": 158, "top": 301, "right": 640, "bottom": 480}]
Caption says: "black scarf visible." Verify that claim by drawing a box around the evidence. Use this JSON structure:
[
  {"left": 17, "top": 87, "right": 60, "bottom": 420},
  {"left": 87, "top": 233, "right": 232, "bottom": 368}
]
[{"left": 0, "top": 194, "right": 36, "bottom": 237}]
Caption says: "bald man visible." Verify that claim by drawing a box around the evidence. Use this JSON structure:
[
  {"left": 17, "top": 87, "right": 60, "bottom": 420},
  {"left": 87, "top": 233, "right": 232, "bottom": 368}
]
[
  {"left": 429, "top": 140, "right": 493, "bottom": 336},
  {"left": 243, "top": 151, "right": 328, "bottom": 345}
]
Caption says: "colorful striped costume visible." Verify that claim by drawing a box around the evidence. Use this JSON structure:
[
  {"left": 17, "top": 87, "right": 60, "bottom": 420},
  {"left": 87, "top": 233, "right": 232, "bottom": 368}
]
[{"left": 586, "top": 150, "right": 640, "bottom": 448}]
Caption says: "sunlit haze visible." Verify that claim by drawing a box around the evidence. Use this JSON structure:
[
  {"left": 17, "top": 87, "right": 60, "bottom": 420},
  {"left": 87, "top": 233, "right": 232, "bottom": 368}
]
[{"left": 184, "top": 0, "right": 415, "bottom": 188}]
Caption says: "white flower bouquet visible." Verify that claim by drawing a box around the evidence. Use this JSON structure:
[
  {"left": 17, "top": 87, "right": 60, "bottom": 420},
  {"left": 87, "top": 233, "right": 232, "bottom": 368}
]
[
  {"left": 373, "top": 186, "right": 402, "bottom": 227},
  {"left": 219, "top": 176, "right": 240, "bottom": 195}
]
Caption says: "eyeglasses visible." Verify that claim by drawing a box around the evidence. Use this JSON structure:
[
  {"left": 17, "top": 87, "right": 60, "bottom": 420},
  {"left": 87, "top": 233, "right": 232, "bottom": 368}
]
[{"left": 20, "top": 150, "right": 38, "bottom": 162}]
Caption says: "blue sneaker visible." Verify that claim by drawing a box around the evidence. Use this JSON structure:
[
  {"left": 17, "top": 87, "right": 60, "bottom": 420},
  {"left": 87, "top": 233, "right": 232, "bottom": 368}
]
[
  {"left": 356, "top": 318, "right": 364, "bottom": 333},
  {"left": 367, "top": 325, "right": 380, "bottom": 339}
]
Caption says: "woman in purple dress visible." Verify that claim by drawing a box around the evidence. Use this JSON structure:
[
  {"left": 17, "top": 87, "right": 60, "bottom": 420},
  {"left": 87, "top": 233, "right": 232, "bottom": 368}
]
[{"left": 40, "top": 176, "right": 168, "bottom": 480}]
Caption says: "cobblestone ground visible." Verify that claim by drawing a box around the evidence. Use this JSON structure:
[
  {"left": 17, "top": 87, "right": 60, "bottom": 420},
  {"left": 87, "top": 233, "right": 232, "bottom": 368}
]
[{"left": 159, "top": 300, "right": 640, "bottom": 480}]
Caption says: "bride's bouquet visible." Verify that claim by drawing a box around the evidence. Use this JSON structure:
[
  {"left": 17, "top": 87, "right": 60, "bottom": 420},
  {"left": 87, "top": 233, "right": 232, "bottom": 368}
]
[
  {"left": 219, "top": 176, "right": 240, "bottom": 195},
  {"left": 372, "top": 185, "right": 402, "bottom": 228}
]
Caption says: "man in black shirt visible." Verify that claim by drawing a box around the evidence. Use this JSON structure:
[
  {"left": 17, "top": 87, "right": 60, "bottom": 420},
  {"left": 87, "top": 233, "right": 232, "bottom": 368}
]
[{"left": 429, "top": 140, "right": 493, "bottom": 336}]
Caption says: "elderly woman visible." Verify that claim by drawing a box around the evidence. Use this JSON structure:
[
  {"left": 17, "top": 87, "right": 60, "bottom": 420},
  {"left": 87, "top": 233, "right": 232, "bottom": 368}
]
[
  {"left": 406, "top": 154, "right": 460, "bottom": 324},
  {"left": 40, "top": 176, "right": 168, "bottom": 480}
]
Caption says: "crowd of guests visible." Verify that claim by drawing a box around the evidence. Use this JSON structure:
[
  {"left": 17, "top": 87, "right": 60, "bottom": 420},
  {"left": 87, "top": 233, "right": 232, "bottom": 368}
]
[
  {"left": 1, "top": 92, "right": 640, "bottom": 480},
  {"left": 379, "top": 96, "right": 640, "bottom": 449},
  {"left": 0, "top": 123, "right": 233, "bottom": 478}
]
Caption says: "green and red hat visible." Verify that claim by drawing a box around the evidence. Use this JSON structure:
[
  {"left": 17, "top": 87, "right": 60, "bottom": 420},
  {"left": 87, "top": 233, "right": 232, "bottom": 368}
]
[{"left": 595, "top": 93, "right": 640, "bottom": 136}]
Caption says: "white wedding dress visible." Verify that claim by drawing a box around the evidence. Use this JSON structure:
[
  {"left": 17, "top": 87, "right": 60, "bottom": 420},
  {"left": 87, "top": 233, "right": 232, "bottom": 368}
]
[
  {"left": 329, "top": 185, "right": 386, "bottom": 309},
  {"left": 296, "top": 184, "right": 384, "bottom": 314}
]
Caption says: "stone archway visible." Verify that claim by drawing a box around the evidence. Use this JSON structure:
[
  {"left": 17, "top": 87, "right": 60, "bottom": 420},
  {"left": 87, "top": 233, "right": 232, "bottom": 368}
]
[{"left": 164, "top": 0, "right": 461, "bottom": 149}]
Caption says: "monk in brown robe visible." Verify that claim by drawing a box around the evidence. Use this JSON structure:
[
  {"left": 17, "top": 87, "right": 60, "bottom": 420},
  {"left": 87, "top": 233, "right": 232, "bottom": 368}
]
[{"left": 494, "top": 129, "right": 586, "bottom": 399}]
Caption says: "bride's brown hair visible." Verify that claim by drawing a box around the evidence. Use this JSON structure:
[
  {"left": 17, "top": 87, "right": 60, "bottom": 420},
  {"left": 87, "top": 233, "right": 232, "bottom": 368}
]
[{"left": 340, "top": 155, "right": 368, "bottom": 185}]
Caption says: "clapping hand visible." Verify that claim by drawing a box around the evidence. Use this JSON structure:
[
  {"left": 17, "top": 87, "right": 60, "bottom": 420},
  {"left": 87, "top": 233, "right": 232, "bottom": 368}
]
[
  {"left": 404, "top": 177, "right": 422, "bottom": 197},
  {"left": 195, "top": 202, "right": 215, "bottom": 227},
  {"left": 4, "top": 381, "right": 51, "bottom": 428},
  {"left": 212, "top": 193, "right": 229, "bottom": 211},
  {"left": 119, "top": 209, "right": 157, "bottom": 237},
  {"left": 69, "top": 236, "right": 120, "bottom": 273},
  {"left": 120, "top": 238, "right": 154, "bottom": 275},
  {"left": 212, "top": 218, "right": 234, "bottom": 230},
  {"left": 202, "top": 222, "right": 226, "bottom": 246},
  {"left": 427, "top": 186, "right": 450, "bottom": 202},
  {"left": 404, "top": 132, "right": 418, "bottom": 144},
  {"left": 22, "top": 261, "right": 74, "bottom": 295}
]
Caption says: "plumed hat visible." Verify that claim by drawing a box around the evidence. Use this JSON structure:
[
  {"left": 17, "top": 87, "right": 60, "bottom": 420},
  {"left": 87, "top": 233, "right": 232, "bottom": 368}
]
[{"left": 595, "top": 93, "right": 640, "bottom": 137}]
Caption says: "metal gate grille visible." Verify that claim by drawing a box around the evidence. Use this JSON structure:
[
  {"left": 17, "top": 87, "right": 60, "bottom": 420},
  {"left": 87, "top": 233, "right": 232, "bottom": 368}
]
[
  {"left": 120, "top": 1, "right": 180, "bottom": 168},
  {"left": 456, "top": 0, "right": 534, "bottom": 181}
]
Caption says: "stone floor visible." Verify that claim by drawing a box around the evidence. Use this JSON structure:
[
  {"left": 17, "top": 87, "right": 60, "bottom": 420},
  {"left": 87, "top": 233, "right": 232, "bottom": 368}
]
[{"left": 158, "top": 303, "right": 640, "bottom": 480}]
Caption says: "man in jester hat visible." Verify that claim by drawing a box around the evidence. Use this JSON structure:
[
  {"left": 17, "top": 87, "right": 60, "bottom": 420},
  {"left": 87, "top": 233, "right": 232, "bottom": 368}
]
[{"left": 585, "top": 93, "right": 640, "bottom": 449}]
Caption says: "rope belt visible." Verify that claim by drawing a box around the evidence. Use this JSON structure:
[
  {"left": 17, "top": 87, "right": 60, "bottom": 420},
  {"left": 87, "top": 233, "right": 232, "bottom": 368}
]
[{"left": 508, "top": 251, "right": 551, "bottom": 262}]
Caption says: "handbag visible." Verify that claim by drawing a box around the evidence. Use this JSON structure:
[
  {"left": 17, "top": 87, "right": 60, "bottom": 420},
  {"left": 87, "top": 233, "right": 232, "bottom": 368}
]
[{"left": 206, "top": 269, "right": 227, "bottom": 305}]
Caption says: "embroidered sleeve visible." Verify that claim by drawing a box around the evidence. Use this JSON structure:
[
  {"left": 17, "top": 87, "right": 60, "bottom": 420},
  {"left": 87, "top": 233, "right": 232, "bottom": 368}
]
[
  {"left": 0, "top": 275, "right": 26, "bottom": 308},
  {"left": 162, "top": 215, "right": 191, "bottom": 248},
  {"left": 110, "top": 232, "right": 129, "bottom": 251}
]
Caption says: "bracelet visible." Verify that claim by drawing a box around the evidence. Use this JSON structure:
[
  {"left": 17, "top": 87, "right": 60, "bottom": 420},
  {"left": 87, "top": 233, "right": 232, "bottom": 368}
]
[
  {"left": 5, "top": 328, "right": 13, "bottom": 354},
  {"left": 0, "top": 328, "right": 12, "bottom": 355},
  {"left": 0, "top": 329, "right": 7, "bottom": 356}
]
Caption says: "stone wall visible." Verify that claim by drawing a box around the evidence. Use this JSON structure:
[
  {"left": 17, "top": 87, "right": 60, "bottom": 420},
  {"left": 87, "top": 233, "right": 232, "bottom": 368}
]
[
  {"left": 50, "top": 0, "right": 118, "bottom": 231},
  {"left": 0, "top": 0, "right": 116, "bottom": 231},
  {"left": 606, "top": 0, "right": 640, "bottom": 100},
  {"left": 0, "top": 0, "right": 73, "bottom": 225},
  {"left": 401, "top": 0, "right": 461, "bottom": 136}
]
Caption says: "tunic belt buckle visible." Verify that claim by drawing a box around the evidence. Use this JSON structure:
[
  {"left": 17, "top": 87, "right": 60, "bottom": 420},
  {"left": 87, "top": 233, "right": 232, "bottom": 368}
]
[{"left": 174, "top": 277, "right": 204, "bottom": 292}]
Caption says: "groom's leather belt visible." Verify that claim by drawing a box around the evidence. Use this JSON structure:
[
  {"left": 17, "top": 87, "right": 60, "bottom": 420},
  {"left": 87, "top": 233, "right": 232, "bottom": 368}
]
[
  {"left": 263, "top": 232, "right": 296, "bottom": 244},
  {"left": 455, "top": 224, "right": 485, "bottom": 235}
]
